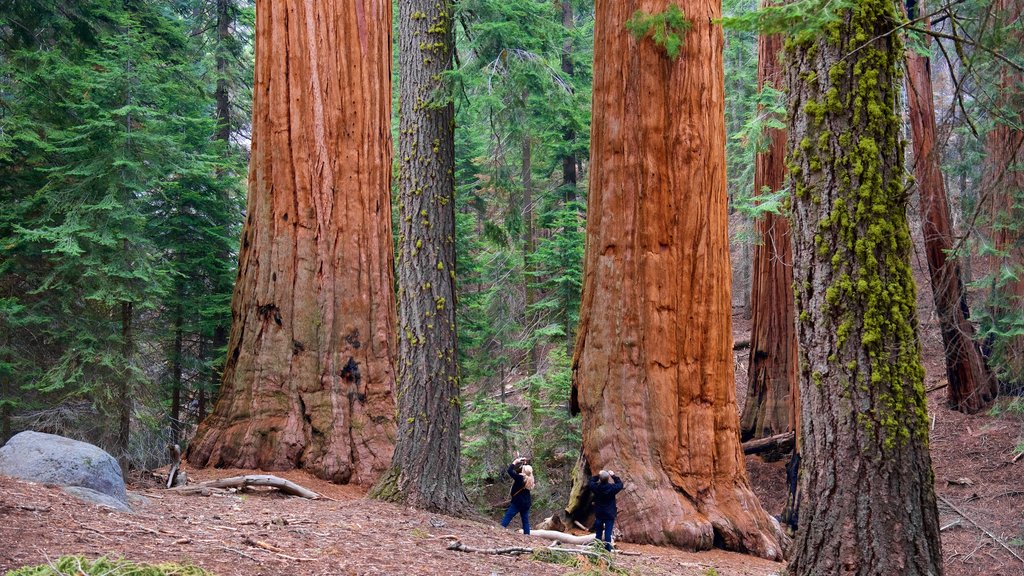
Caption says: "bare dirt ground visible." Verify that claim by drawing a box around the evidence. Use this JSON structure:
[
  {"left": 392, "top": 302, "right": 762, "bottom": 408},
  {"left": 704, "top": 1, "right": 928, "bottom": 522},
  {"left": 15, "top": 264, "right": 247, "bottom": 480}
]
[
  {"left": 1, "top": 236, "right": 1022, "bottom": 576},
  {"left": 0, "top": 469, "right": 784, "bottom": 576}
]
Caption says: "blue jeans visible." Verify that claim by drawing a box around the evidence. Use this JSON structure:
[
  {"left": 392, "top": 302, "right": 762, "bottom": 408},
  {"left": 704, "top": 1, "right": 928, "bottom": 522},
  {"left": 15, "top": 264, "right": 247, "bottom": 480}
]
[
  {"left": 594, "top": 515, "right": 614, "bottom": 550},
  {"left": 501, "top": 502, "right": 531, "bottom": 534}
]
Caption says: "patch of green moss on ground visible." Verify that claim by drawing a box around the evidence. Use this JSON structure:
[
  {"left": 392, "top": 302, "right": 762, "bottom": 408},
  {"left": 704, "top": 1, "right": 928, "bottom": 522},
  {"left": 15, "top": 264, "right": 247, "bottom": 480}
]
[{"left": 7, "top": 556, "right": 216, "bottom": 576}]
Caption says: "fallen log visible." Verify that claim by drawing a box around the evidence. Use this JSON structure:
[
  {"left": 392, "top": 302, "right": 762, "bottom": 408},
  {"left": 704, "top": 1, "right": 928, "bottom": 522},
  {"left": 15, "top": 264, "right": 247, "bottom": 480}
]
[
  {"left": 168, "top": 475, "right": 320, "bottom": 499},
  {"left": 526, "top": 529, "right": 596, "bottom": 545},
  {"left": 742, "top": 431, "right": 796, "bottom": 456},
  {"left": 447, "top": 540, "right": 604, "bottom": 559}
]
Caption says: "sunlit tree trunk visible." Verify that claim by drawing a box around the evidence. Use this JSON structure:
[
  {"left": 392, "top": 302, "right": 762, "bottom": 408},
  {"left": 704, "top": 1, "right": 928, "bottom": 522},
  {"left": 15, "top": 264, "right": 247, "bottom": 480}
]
[
  {"left": 567, "top": 0, "right": 783, "bottom": 558},
  {"left": 188, "top": 0, "right": 397, "bottom": 485},
  {"left": 740, "top": 20, "right": 799, "bottom": 441},
  {"left": 785, "top": 2, "right": 943, "bottom": 573},
  {"left": 905, "top": 0, "right": 996, "bottom": 413},
  {"left": 370, "top": 0, "right": 470, "bottom": 514}
]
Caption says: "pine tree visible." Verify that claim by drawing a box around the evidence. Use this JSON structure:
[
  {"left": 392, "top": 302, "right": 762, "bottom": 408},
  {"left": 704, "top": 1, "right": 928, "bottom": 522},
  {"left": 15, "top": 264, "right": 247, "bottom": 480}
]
[{"left": 785, "top": 1, "right": 944, "bottom": 572}]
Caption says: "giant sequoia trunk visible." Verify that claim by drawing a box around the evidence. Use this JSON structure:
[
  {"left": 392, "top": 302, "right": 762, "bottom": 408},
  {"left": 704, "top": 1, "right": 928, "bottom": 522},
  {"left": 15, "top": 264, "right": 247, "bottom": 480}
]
[
  {"left": 740, "top": 22, "right": 799, "bottom": 441},
  {"left": 369, "top": 0, "right": 470, "bottom": 514},
  {"left": 905, "top": 0, "right": 996, "bottom": 413},
  {"left": 785, "top": 3, "right": 944, "bottom": 574},
  {"left": 567, "top": 0, "right": 783, "bottom": 559},
  {"left": 188, "top": 0, "right": 397, "bottom": 485}
]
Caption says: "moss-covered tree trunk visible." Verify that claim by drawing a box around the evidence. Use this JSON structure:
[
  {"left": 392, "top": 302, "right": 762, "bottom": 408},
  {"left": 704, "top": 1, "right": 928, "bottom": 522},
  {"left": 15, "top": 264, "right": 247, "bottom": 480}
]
[
  {"left": 905, "top": 1, "right": 996, "bottom": 413},
  {"left": 567, "top": 0, "right": 784, "bottom": 558},
  {"left": 785, "top": 2, "right": 943, "bottom": 574},
  {"left": 740, "top": 20, "right": 799, "bottom": 442},
  {"left": 985, "top": 0, "right": 1024, "bottom": 392},
  {"left": 187, "top": 0, "right": 397, "bottom": 485},
  {"left": 369, "top": 0, "right": 470, "bottom": 514}
]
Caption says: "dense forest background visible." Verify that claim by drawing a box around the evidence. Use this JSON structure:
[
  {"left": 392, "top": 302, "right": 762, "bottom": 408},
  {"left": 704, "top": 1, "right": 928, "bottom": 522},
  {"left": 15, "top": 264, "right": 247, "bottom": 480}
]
[{"left": 1, "top": 0, "right": 1022, "bottom": 518}]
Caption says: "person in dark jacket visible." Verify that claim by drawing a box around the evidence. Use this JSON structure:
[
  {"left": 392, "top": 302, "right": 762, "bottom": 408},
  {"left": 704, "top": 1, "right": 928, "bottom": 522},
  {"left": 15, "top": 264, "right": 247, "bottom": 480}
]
[
  {"left": 588, "top": 469, "right": 624, "bottom": 551},
  {"left": 500, "top": 457, "right": 535, "bottom": 534}
]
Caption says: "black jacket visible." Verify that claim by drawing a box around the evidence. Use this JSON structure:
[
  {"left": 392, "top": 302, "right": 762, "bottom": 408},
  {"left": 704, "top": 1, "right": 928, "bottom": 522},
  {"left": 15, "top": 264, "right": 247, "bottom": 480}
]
[
  {"left": 588, "top": 475, "right": 623, "bottom": 518},
  {"left": 508, "top": 463, "right": 532, "bottom": 508}
]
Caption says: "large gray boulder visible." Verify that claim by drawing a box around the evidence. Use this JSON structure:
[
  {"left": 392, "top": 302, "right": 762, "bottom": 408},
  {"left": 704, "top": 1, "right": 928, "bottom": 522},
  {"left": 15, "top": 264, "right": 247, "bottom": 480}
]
[{"left": 0, "top": 431, "right": 129, "bottom": 511}]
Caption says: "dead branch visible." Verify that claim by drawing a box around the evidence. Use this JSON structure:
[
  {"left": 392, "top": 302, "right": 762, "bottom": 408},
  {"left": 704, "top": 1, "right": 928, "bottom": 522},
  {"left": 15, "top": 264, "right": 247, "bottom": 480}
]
[
  {"left": 937, "top": 494, "right": 1024, "bottom": 564},
  {"left": 925, "top": 383, "right": 949, "bottom": 394},
  {"left": 166, "top": 444, "right": 184, "bottom": 489},
  {"left": 447, "top": 540, "right": 604, "bottom": 559},
  {"left": 447, "top": 540, "right": 534, "bottom": 555},
  {"left": 527, "top": 529, "right": 596, "bottom": 545},
  {"left": 243, "top": 536, "right": 315, "bottom": 562},
  {"left": 742, "top": 431, "right": 796, "bottom": 455},
  {"left": 168, "top": 474, "right": 321, "bottom": 499},
  {"left": 219, "top": 545, "right": 259, "bottom": 562}
]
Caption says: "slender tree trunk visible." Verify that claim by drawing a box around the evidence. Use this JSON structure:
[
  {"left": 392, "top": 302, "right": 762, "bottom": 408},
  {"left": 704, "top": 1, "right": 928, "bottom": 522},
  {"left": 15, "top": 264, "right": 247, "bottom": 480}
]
[
  {"left": 370, "top": 0, "right": 470, "bottom": 514},
  {"left": 558, "top": 0, "right": 578, "bottom": 200},
  {"left": 741, "top": 17, "right": 799, "bottom": 442},
  {"left": 567, "top": 0, "right": 783, "bottom": 558},
  {"left": 204, "top": 0, "right": 234, "bottom": 426},
  {"left": 905, "top": 1, "right": 996, "bottom": 413},
  {"left": 785, "top": 2, "right": 943, "bottom": 574},
  {"left": 171, "top": 300, "right": 184, "bottom": 446},
  {"left": 523, "top": 132, "right": 539, "bottom": 375},
  {"left": 215, "top": 0, "right": 232, "bottom": 143},
  {"left": 1, "top": 367, "right": 11, "bottom": 445},
  {"left": 118, "top": 300, "right": 133, "bottom": 459},
  {"left": 187, "top": 0, "right": 397, "bottom": 486},
  {"left": 985, "top": 0, "right": 1024, "bottom": 392}
]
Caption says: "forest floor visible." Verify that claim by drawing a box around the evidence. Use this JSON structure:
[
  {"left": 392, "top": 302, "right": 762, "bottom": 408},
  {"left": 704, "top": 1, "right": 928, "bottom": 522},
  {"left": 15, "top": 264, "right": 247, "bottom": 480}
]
[{"left": 2, "top": 251, "right": 1023, "bottom": 576}]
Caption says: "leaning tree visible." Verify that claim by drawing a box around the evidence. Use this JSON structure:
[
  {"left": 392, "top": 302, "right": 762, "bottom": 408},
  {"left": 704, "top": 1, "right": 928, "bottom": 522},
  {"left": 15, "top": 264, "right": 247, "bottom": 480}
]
[
  {"left": 785, "top": 0, "right": 943, "bottom": 573},
  {"left": 567, "top": 0, "right": 784, "bottom": 559},
  {"left": 187, "top": 0, "right": 397, "bottom": 485}
]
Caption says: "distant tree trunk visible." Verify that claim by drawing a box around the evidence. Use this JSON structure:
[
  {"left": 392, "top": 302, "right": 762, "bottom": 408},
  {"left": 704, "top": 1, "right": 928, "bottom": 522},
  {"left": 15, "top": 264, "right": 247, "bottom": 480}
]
[
  {"left": 215, "top": 0, "right": 232, "bottom": 143},
  {"left": 785, "top": 2, "right": 944, "bottom": 574},
  {"left": 118, "top": 300, "right": 133, "bottom": 459},
  {"left": 370, "top": 0, "right": 470, "bottom": 514},
  {"left": 558, "top": 0, "right": 578, "bottom": 200},
  {"left": 985, "top": 0, "right": 1024, "bottom": 393},
  {"left": 204, "top": 0, "right": 234, "bottom": 425},
  {"left": 523, "top": 132, "right": 539, "bottom": 375},
  {"left": 1, "top": 369, "right": 11, "bottom": 445},
  {"left": 187, "top": 0, "right": 397, "bottom": 486},
  {"left": 171, "top": 300, "right": 184, "bottom": 446},
  {"left": 567, "top": 0, "right": 783, "bottom": 558},
  {"left": 905, "top": 0, "right": 996, "bottom": 413},
  {"left": 741, "top": 21, "right": 798, "bottom": 440}
]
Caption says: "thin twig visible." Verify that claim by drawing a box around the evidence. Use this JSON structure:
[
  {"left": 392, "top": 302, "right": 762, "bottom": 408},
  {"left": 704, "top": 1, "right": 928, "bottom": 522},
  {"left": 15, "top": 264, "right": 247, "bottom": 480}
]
[{"left": 937, "top": 494, "right": 1024, "bottom": 564}]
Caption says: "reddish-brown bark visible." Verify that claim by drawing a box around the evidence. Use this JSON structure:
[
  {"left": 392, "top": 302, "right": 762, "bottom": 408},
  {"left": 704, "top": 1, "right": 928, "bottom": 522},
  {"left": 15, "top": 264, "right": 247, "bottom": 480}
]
[
  {"left": 740, "top": 23, "right": 799, "bottom": 441},
  {"left": 568, "top": 0, "right": 784, "bottom": 559},
  {"left": 985, "top": 0, "right": 1024, "bottom": 389},
  {"left": 188, "top": 0, "right": 397, "bottom": 486},
  {"left": 906, "top": 3, "right": 997, "bottom": 413}
]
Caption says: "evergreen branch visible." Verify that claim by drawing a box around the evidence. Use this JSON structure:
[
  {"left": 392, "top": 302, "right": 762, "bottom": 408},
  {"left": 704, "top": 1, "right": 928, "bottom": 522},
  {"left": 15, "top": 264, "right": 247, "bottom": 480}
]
[{"left": 906, "top": 25, "right": 1024, "bottom": 74}]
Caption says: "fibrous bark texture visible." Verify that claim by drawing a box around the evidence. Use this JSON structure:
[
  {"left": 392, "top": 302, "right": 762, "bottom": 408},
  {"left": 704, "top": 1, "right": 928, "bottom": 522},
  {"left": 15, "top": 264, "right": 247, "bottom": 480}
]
[
  {"left": 985, "top": 0, "right": 1024, "bottom": 391},
  {"left": 369, "top": 0, "right": 471, "bottom": 514},
  {"left": 741, "top": 20, "right": 799, "bottom": 441},
  {"left": 785, "top": 2, "right": 944, "bottom": 574},
  {"left": 188, "top": 0, "right": 397, "bottom": 486},
  {"left": 568, "top": 0, "right": 784, "bottom": 559},
  {"left": 905, "top": 3, "right": 996, "bottom": 413}
]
